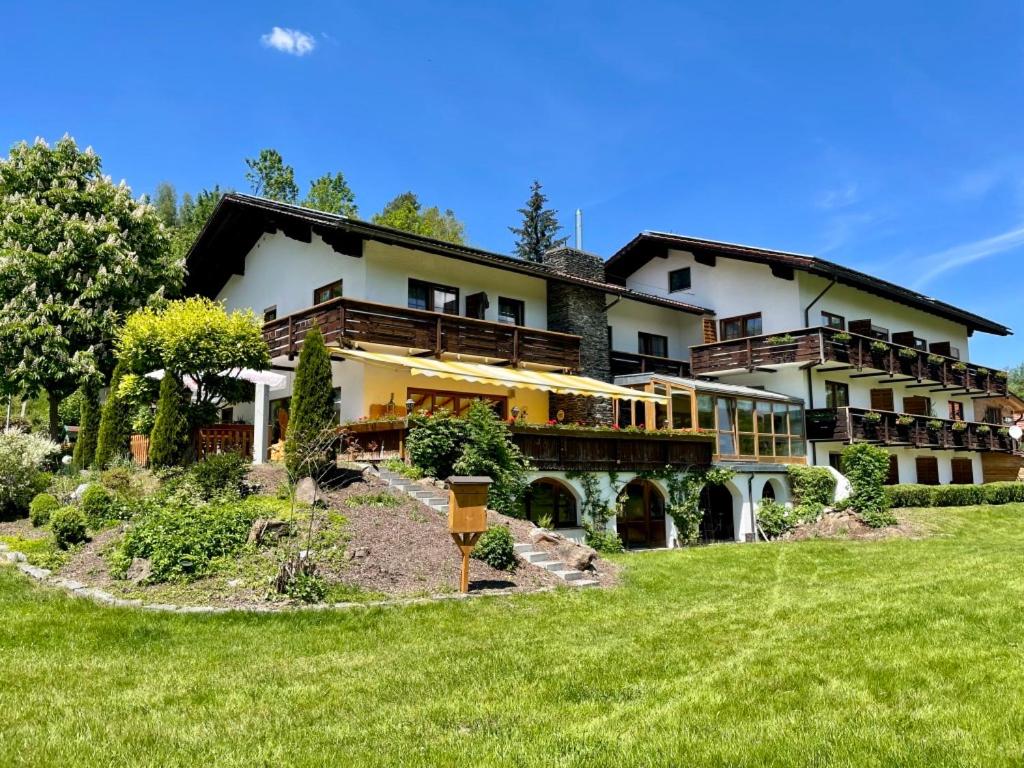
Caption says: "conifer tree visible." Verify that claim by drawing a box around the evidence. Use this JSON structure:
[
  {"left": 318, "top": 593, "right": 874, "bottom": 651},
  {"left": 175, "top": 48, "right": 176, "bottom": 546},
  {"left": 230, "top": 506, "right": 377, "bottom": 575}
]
[
  {"left": 509, "top": 181, "right": 567, "bottom": 262},
  {"left": 148, "top": 374, "right": 190, "bottom": 468},
  {"left": 94, "top": 361, "right": 132, "bottom": 468},
  {"left": 71, "top": 384, "right": 99, "bottom": 469},
  {"left": 285, "top": 325, "right": 336, "bottom": 477}
]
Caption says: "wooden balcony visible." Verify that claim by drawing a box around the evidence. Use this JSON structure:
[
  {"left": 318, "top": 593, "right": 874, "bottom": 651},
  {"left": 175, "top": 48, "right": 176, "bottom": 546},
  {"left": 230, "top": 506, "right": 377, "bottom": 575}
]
[
  {"left": 610, "top": 350, "right": 691, "bottom": 378},
  {"left": 263, "top": 297, "right": 582, "bottom": 371},
  {"left": 690, "top": 327, "right": 1008, "bottom": 395},
  {"left": 806, "top": 407, "right": 1021, "bottom": 454},
  {"left": 510, "top": 426, "right": 713, "bottom": 471}
]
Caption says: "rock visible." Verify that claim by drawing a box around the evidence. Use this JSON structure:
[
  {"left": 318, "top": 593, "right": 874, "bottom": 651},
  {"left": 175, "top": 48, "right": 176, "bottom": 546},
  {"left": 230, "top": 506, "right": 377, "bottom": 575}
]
[
  {"left": 71, "top": 483, "right": 90, "bottom": 500},
  {"left": 246, "top": 518, "right": 293, "bottom": 546},
  {"left": 294, "top": 477, "right": 321, "bottom": 505},
  {"left": 126, "top": 558, "right": 152, "bottom": 584},
  {"left": 556, "top": 541, "right": 598, "bottom": 572},
  {"left": 529, "top": 528, "right": 562, "bottom": 545},
  {"left": 354, "top": 546, "right": 370, "bottom": 559}
]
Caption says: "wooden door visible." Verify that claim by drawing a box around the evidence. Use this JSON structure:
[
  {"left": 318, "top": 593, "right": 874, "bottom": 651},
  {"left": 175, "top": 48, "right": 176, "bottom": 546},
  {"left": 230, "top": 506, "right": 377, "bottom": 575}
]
[
  {"left": 916, "top": 456, "right": 939, "bottom": 485},
  {"left": 870, "top": 388, "right": 895, "bottom": 411},
  {"left": 465, "top": 292, "right": 489, "bottom": 320},
  {"left": 616, "top": 480, "right": 667, "bottom": 549},
  {"left": 951, "top": 458, "right": 974, "bottom": 485}
]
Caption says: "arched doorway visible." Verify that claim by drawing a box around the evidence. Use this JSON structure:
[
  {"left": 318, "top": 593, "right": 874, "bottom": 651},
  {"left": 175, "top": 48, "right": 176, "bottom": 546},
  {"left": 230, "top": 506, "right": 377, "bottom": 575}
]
[
  {"left": 520, "top": 478, "right": 578, "bottom": 529},
  {"left": 761, "top": 481, "right": 776, "bottom": 501},
  {"left": 617, "top": 479, "right": 666, "bottom": 549},
  {"left": 699, "top": 484, "right": 735, "bottom": 542}
]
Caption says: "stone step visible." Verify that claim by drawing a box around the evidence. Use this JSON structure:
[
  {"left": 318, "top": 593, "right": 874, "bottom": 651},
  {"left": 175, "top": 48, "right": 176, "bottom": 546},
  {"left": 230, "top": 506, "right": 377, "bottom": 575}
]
[
  {"left": 520, "top": 551, "right": 553, "bottom": 564},
  {"left": 513, "top": 543, "right": 535, "bottom": 554},
  {"left": 572, "top": 579, "right": 600, "bottom": 588},
  {"left": 553, "top": 569, "right": 585, "bottom": 582},
  {"left": 535, "top": 560, "right": 566, "bottom": 572}
]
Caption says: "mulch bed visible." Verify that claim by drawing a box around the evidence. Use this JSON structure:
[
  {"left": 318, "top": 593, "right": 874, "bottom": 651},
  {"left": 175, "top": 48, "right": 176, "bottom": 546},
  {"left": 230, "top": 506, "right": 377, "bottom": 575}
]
[{"left": 788, "top": 509, "right": 931, "bottom": 541}]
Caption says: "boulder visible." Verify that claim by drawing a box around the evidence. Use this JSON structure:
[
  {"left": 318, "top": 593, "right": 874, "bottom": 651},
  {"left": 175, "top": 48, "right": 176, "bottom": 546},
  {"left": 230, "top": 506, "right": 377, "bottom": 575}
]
[
  {"left": 294, "top": 477, "right": 321, "bottom": 505},
  {"left": 247, "top": 519, "right": 293, "bottom": 546},
  {"left": 71, "top": 483, "right": 90, "bottom": 501},
  {"left": 126, "top": 557, "right": 152, "bottom": 584},
  {"left": 556, "top": 541, "right": 598, "bottom": 572},
  {"left": 529, "top": 528, "right": 562, "bottom": 545}
]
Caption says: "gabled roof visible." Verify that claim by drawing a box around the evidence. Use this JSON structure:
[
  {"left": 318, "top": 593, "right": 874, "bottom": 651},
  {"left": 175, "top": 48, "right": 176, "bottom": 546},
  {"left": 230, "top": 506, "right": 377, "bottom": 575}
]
[
  {"left": 608, "top": 231, "right": 1012, "bottom": 336},
  {"left": 184, "top": 194, "right": 712, "bottom": 316}
]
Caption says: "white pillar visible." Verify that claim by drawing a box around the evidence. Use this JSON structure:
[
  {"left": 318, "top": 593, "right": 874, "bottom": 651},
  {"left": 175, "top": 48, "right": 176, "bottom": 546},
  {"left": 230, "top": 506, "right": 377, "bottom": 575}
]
[{"left": 253, "top": 383, "right": 269, "bottom": 465}]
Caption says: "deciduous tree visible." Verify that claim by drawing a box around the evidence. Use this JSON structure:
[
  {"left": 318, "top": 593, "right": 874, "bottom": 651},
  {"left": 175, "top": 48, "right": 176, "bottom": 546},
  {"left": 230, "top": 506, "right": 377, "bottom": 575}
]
[
  {"left": 245, "top": 148, "right": 298, "bottom": 203},
  {"left": 372, "top": 191, "right": 467, "bottom": 244},
  {"left": 304, "top": 172, "right": 357, "bottom": 216}
]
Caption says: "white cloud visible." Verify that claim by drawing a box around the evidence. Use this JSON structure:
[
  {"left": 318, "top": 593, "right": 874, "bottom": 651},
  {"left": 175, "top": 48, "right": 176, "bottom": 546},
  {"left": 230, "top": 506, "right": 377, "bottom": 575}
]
[
  {"left": 911, "top": 224, "right": 1024, "bottom": 289},
  {"left": 261, "top": 26, "right": 316, "bottom": 56},
  {"left": 816, "top": 182, "right": 860, "bottom": 211}
]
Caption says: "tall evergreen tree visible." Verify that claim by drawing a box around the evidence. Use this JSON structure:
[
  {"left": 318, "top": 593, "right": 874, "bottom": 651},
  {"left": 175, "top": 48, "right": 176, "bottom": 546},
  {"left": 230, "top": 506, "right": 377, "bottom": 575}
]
[
  {"left": 245, "top": 148, "right": 298, "bottom": 203},
  {"left": 148, "top": 374, "right": 190, "bottom": 468},
  {"left": 152, "top": 182, "right": 179, "bottom": 228},
  {"left": 94, "top": 361, "right": 131, "bottom": 468},
  {"left": 284, "top": 325, "right": 336, "bottom": 477},
  {"left": 509, "top": 181, "right": 567, "bottom": 262},
  {"left": 71, "top": 384, "right": 99, "bottom": 469}
]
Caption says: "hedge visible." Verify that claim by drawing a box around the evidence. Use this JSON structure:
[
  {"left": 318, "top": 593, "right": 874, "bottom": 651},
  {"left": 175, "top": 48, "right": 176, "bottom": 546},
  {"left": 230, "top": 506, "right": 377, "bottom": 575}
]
[{"left": 886, "top": 482, "right": 1024, "bottom": 508}]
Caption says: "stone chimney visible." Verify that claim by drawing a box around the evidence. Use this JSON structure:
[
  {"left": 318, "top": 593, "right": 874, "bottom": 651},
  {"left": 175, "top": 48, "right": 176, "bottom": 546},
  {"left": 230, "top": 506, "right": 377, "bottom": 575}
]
[{"left": 542, "top": 247, "right": 612, "bottom": 424}]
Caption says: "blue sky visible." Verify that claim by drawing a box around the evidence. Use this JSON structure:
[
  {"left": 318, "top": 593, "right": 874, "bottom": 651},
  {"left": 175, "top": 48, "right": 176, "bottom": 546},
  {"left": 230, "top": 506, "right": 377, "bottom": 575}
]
[{"left": 4, "top": 1, "right": 1023, "bottom": 363}]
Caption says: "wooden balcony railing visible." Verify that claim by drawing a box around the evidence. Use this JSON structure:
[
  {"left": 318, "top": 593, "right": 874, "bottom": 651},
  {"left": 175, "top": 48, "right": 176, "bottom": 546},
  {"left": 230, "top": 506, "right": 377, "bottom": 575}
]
[
  {"left": 509, "top": 427, "right": 713, "bottom": 471},
  {"left": 263, "top": 297, "right": 582, "bottom": 371},
  {"left": 690, "top": 327, "right": 1008, "bottom": 395},
  {"left": 806, "top": 407, "right": 1021, "bottom": 454},
  {"left": 610, "top": 350, "right": 691, "bottom": 379}
]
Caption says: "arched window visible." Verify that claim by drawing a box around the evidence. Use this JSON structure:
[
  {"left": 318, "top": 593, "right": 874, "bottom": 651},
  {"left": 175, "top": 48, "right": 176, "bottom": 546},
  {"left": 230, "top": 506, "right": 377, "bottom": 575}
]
[
  {"left": 761, "top": 481, "right": 776, "bottom": 501},
  {"left": 521, "top": 479, "right": 578, "bottom": 529}
]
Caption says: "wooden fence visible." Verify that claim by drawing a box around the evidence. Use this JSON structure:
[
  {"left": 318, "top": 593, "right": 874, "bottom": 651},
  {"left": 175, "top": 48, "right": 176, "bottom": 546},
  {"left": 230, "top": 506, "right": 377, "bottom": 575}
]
[{"left": 129, "top": 425, "right": 255, "bottom": 466}]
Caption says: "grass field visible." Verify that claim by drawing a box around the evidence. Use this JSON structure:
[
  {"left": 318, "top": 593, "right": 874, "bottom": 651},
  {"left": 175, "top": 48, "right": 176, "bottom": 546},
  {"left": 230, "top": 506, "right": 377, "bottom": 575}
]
[{"left": 3, "top": 505, "right": 1024, "bottom": 767}]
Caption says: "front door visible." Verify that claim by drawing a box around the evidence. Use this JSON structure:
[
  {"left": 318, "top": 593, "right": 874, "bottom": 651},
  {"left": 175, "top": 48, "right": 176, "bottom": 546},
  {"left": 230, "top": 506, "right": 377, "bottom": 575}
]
[
  {"left": 699, "top": 484, "right": 735, "bottom": 542},
  {"left": 616, "top": 480, "right": 667, "bottom": 549}
]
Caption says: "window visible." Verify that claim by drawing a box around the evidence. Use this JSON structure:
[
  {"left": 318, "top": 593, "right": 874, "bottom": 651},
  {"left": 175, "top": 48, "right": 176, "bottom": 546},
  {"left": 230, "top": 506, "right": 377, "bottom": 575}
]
[
  {"left": 984, "top": 406, "right": 1003, "bottom": 425},
  {"left": 916, "top": 456, "right": 940, "bottom": 486},
  {"left": 948, "top": 401, "right": 964, "bottom": 421},
  {"left": 697, "top": 394, "right": 715, "bottom": 430},
  {"left": 720, "top": 313, "right": 762, "bottom": 340},
  {"left": 668, "top": 267, "right": 691, "bottom": 293},
  {"left": 821, "top": 311, "right": 845, "bottom": 330},
  {"left": 407, "top": 388, "right": 507, "bottom": 419},
  {"left": 671, "top": 391, "right": 693, "bottom": 429},
  {"left": 332, "top": 387, "right": 343, "bottom": 424},
  {"left": 408, "top": 279, "right": 459, "bottom": 314},
  {"left": 825, "top": 381, "right": 849, "bottom": 409},
  {"left": 951, "top": 458, "right": 974, "bottom": 485},
  {"left": 219, "top": 407, "right": 234, "bottom": 424},
  {"left": 313, "top": 280, "right": 343, "bottom": 305},
  {"left": 653, "top": 384, "right": 669, "bottom": 430},
  {"left": 498, "top": 297, "right": 525, "bottom": 326},
  {"left": 263, "top": 305, "right": 278, "bottom": 323},
  {"left": 904, "top": 396, "right": 930, "bottom": 416},
  {"left": 521, "top": 479, "right": 578, "bottom": 529},
  {"left": 713, "top": 395, "right": 804, "bottom": 458},
  {"left": 638, "top": 332, "right": 669, "bottom": 358}
]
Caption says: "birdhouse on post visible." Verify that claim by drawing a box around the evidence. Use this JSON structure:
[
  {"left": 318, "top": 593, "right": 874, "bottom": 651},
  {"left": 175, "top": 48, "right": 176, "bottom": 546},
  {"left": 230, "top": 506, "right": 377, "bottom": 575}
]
[{"left": 447, "top": 476, "right": 492, "bottom": 593}]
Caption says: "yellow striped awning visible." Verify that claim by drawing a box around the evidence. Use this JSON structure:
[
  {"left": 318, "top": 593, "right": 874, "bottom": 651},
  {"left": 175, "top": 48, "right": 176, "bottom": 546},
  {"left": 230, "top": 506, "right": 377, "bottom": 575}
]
[{"left": 328, "top": 348, "right": 667, "bottom": 403}]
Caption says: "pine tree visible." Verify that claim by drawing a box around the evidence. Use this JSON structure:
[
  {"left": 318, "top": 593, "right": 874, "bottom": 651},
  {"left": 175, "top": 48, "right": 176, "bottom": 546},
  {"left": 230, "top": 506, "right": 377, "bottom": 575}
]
[
  {"left": 148, "top": 374, "right": 190, "bottom": 468},
  {"left": 509, "top": 181, "right": 567, "bottom": 263},
  {"left": 285, "top": 325, "right": 336, "bottom": 477},
  {"left": 71, "top": 384, "right": 99, "bottom": 469},
  {"left": 94, "top": 361, "right": 131, "bottom": 468}
]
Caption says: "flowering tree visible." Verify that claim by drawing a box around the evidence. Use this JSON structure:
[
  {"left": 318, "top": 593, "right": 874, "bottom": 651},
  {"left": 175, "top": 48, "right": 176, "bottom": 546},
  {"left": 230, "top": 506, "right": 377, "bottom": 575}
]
[{"left": 0, "top": 137, "right": 183, "bottom": 438}]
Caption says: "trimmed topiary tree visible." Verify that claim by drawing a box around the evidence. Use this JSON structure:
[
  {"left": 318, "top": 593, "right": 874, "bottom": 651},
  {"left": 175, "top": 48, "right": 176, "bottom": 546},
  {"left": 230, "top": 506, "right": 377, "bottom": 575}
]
[
  {"left": 841, "top": 443, "right": 895, "bottom": 527},
  {"left": 71, "top": 384, "right": 99, "bottom": 469},
  {"left": 285, "top": 325, "right": 336, "bottom": 477},
  {"left": 94, "top": 361, "right": 132, "bottom": 469},
  {"left": 149, "top": 374, "right": 191, "bottom": 469}
]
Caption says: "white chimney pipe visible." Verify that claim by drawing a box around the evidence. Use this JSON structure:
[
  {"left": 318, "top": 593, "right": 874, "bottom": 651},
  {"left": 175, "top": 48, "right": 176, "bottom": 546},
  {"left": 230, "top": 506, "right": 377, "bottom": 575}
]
[{"left": 575, "top": 209, "right": 583, "bottom": 251}]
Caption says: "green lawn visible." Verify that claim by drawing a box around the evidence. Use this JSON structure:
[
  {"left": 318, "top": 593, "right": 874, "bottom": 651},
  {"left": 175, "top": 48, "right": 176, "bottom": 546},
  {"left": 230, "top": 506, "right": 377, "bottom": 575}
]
[{"left": 3, "top": 506, "right": 1024, "bottom": 767}]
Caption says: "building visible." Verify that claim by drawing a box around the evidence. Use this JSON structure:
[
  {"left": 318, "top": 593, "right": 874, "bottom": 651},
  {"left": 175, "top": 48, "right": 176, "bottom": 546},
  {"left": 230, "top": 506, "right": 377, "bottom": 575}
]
[{"left": 184, "top": 194, "right": 1017, "bottom": 547}]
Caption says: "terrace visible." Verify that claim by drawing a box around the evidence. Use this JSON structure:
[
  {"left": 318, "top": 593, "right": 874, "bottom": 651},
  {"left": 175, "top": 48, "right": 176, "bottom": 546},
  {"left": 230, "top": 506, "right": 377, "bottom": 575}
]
[
  {"left": 806, "top": 406, "right": 1022, "bottom": 454},
  {"left": 690, "top": 326, "right": 1009, "bottom": 396}
]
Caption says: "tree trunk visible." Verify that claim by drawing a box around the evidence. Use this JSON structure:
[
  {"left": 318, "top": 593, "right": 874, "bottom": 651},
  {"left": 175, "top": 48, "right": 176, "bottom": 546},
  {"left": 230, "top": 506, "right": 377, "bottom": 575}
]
[{"left": 47, "top": 389, "right": 62, "bottom": 441}]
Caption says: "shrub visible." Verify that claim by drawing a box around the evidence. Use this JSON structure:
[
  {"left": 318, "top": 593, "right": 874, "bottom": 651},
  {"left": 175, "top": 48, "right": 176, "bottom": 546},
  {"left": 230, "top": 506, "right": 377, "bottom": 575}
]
[
  {"left": 586, "top": 527, "right": 624, "bottom": 554},
  {"left": 71, "top": 384, "right": 99, "bottom": 469},
  {"left": 452, "top": 400, "right": 532, "bottom": 517},
  {"left": 382, "top": 457, "right": 424, "bottom": 480},
  {"left": 94, "top": 361, "right": 132, "bottom": 469},
  {"left": 757, "top": 499, "right": 797, "bottom": 539},
  {"left": 930, "top": 484, "right": 986, "bottom": 507},
  {"left": 149, "top": 374, "right": 191, "bottom": 469},
  {"left": 984, "top": 482, "right": 1024, "bottom": 504},
  {"left": 285, "top": 572, "right": 327, "bottom": 603},
  {"left": 406, "top": 409, "right": 469, "bottom": 479},
  {"left": 187, "top": 452, "right": 250, "bottom": 500},
  {"left": 113, "top": 496, "right": 269, "bottom": 582},
  {"left": 841, "top": 443, "right": 895, "bottom": 527},
  {"left": 29, "top": 493, "right": 60, "bottom": 527},
  {"left": 885, "top": 484, "right": 935, "bottom": 508},
  {"left": 0, "top": 429, "right": 60, "bottom": 516},
  {"left": 786, "top": 465, "right": 836, "bottom": 506},
  {"left": 285, "top": 325, "right": 336, "bottom": 477},
  {"left": 81, "top": 484, "right": 119, "bottom": 527},
  {"left": 471, "top": 525, "right": 517, "bottom": 571},
  {"left": 51, "top": 507, "right": 87, "bottom": 549}
]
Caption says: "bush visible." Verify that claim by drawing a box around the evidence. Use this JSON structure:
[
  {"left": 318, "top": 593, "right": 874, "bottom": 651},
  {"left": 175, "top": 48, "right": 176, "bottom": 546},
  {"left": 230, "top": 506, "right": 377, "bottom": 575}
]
[
  {"left": 81, "top": 484, "right": 119, "bottom": 527},
  {"left": 285, "top": 325, "right": 336, "bottom": 477},
  {"left": 452, "top": 401, "right": 532, "bottom": 517},
  {"left": 0, "top": 429, "right": 60, "bottom": 516},
  {"left": 885, "top": 484, "right": 935, "bottom": 508},
  {"left": 406, "top": 409, "right": 469, "bottom": 480},
  {"left": 787, "top": 465, "right": 836, "bottom": 506},
  {"left": 471, "top": 525, "right": 518, "bottom": 571},
  {"left": 983, "top": 482, "right": 1024, "bottom": 505},
  {"left": 187, "top": 452, "right": 250, "bottom": 500},
  {"left": 51, "top": 507, "right": 87, "bottom": 549},
  {"left": 94, "top": 361, "right": 132, "bottom": 469},
  {"left": 29, "top": 493, "right": 60, "bottom": 527},
  {"left": 285, "top": 572, "right": 327, "bottom": 603},
  {"left": 586, "top": 526, "right": 624, "bottom": 554},
  {"left": 757, "top": 499, "right": 797, "bottom": 539},
  {"left": 149, "top": 374, "right": 191, "bottom": 469},
  {"left": 71, "top": 384, "right": 99, "bottom": 469},
  {"left": 887, "top": 481, "right": 1024, "bottom": 508},
  {"left": 841, "top": 443, "right": 895, "bottom": 527},
  {"left": 930, "top": 484, "right": 987, "bottom": 507},
  {"left": 113, "top": 496, "right": 270, "bottom": 582}
]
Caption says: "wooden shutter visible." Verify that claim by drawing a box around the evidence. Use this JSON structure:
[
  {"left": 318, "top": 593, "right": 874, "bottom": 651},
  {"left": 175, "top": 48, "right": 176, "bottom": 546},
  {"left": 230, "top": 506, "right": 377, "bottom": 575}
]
[
  {"left": 465, "top": 292, "right": 488, "bottom": 320},
  {"left": 870, "top": 388, "right": 895, "bottom": 411},
  {"left": 915, "top": 456, "right": 939, "bottom": 485},
  {"left": 702, "top": 316, "right": 717, "bottom": 344},
  {"left": 904, "top": 396, "right": 931, "bottom": 416},
  {"left": 951, "top": 458, "right": 974, "bottom": 485},
  {"left": 886, "top": 454, "right": 900, "bottom": 485}
]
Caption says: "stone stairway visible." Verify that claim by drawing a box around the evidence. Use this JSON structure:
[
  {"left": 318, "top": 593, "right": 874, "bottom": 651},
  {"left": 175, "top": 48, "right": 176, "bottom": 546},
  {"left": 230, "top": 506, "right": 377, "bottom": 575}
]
[{"left": 372, "top": 466, "right": 599, "bottom": 588}]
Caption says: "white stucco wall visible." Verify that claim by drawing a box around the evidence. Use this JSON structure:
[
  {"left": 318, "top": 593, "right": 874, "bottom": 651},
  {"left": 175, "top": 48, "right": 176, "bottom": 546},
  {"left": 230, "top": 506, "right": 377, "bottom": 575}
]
[{"left": 607, "top": 298, "right": 703, "bottom": 359}]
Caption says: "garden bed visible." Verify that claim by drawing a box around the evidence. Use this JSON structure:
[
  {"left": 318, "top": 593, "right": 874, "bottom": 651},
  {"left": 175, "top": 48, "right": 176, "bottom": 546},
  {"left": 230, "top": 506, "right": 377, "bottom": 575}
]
[{"left": 786, "top": 508, "right": 933, "bottom": 541}]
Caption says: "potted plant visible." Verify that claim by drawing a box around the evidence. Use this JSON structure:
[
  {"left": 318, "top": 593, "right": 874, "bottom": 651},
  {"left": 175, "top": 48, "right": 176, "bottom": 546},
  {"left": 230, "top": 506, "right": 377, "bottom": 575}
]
[
  {"left": 870, "top": 340, "right": 890, "bottom": 354},
  {"left": 832, "top": 331, "right": 852, "bottom": 343},
  {"left": 998, "top": 426, "right": 1011, "bottom": 438},
  {"left": 976, "top": 424, "right": 991, "bottom": 435},
  {"left": 951, "top": 420, "right": 967, "bottom": 432},
  {"left": 995, "top": 370, "right": 1009, "bottom": 381},
  {"left": 895, "top": 414, "right": 915, "bottom": 441},
  {"left": 765, "top": 334, "right": 796, "bottom": 346},
  {"left": 951, "top": 361, "right": 967, "bottom": 372},
  {"left": 898, "top": 347, "right": 918, "bottom": 359},
  {"left": 862, "top": 410, "right": 882, "bottom": 436},
  {"left": 926, "top": 419, "right": 943, "bottom": 432}
]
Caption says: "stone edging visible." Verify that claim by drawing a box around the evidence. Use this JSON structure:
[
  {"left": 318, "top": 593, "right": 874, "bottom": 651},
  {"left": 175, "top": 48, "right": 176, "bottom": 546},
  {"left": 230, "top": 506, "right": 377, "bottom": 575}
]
[{"left": 0, "top": 544, "right": 557, "bottom": 614}]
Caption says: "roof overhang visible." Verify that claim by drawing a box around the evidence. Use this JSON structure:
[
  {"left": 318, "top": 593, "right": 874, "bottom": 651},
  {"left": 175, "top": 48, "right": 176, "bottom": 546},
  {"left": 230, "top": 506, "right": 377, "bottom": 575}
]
[{"left": 607, "top": 232, "right": 1012, "bottom": 337}]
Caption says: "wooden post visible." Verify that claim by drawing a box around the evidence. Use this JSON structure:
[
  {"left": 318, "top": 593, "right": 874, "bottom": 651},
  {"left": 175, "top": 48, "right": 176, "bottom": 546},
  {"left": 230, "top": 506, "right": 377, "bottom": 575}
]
[{"left": 447, "top": 476, "right": 492, "bottom": 593}]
